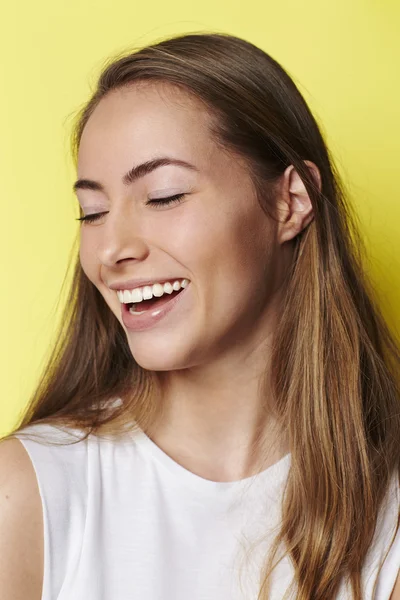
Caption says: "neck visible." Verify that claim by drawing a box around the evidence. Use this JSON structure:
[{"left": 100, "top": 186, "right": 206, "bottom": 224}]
[{"left": 146, "top": 338, "right": 289, "bottom": 482}]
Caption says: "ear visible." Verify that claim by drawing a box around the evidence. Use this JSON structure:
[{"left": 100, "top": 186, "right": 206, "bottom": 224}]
[{"left": 275, "top": 160, "right": 321, "bottom": 245}]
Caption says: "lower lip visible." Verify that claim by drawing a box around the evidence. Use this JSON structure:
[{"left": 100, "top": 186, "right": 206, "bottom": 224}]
[{"left": 120, "top": 284, "right": 190, "bottom": 332}]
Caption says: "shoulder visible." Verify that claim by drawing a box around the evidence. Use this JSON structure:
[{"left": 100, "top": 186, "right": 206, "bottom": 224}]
[
  {"left": 391, "top": 571, "right": 400, "bottom": 599},
  {"left": 0, "top": 437, "right": 44, "bottom": 599}
]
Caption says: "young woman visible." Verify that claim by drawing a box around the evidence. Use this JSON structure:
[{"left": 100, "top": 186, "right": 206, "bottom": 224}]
[{"left": 1, "top": 32, "right": 399, "bottom": 600}]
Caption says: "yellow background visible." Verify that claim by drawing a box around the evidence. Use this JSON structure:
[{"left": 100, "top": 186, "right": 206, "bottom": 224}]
[{"left": 1, "top": 0, "right": 399, "bottom": 435}]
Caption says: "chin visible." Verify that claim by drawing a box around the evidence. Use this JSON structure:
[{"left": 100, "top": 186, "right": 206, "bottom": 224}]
[{"left": 126, "top": 338, "right": 195, "bottom": 372}]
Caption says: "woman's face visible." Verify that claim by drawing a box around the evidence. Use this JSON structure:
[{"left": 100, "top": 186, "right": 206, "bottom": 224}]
[{"left": 76, "top": 83, "right": 289, "bottom": 370}]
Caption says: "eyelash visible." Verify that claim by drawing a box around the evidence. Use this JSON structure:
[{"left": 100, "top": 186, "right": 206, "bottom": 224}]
[{"left": 76, "top": 193, "right": 186, "bottom": 224}]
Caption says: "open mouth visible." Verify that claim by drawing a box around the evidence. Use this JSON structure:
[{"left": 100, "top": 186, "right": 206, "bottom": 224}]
[{"left": 126, "top": 287, "right": 185, "bottom": 314}]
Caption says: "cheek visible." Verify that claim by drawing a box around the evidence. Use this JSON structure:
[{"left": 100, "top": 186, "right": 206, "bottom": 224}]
[
  {"left": 154, "top": 208, "right": 220, "bottom": 268},
  {"left": 190, "top": 206, "right": 268, "bottom": 262},
  {"left": 162, "top": 204, "right": 273, "bottom": 293}
]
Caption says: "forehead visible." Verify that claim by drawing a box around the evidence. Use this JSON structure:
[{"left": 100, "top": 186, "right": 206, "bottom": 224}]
[{"left": 77, "top": 83, "right": 219, "bottom": 174}]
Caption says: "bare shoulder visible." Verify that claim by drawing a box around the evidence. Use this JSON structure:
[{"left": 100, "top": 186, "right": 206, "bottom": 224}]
[
  {"left": 390, "top": 569, "right": 400, "bottom": 600},
  {"left": 0, "top": 437, "right": 44, "bottom": 600}
]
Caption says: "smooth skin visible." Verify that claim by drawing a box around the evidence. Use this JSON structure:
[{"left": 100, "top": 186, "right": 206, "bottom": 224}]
[
  {"left": 77, "top": 81, "right": 316, "bottom": 481},
  {"left": 1, "top": 80, "right": 399, "bottom": 598}
]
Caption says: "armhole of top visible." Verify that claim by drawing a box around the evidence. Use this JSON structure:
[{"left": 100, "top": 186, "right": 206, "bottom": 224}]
[
  {"left": 11, "top": 426, "right": 90, "bottom": 600},
  {"left": 10, "top": 436, "right": 47, "bottom": 600}
]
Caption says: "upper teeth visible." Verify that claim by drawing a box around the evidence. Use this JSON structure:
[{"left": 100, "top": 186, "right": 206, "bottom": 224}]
[{"left": 117, "top": 278, "right": 189, "bottom": 304}]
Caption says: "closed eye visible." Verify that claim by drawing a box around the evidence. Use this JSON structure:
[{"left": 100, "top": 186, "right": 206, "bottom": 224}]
[
  {"left": 145, "top": 193, "right": 186, "bottom": 208},
  {"left": 76, "top": 193, "right": 187, "bottom": 224},
  {"left": 76, "top": 211, "right": 108, "bottom": 224}
]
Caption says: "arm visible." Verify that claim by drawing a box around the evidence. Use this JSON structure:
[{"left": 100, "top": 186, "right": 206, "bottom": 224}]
[{"left": 0, "top": 437, "right": 44, "bottom": 599}]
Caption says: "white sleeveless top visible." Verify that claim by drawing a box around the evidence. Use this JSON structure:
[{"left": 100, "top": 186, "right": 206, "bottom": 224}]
[{"left": 13, "top": 416, "right": 400, "bottom": 600}]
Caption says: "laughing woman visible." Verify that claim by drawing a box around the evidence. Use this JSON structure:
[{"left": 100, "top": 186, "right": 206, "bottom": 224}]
[{"left": 1, "top": 32, "right": 400, "bottom": 600}]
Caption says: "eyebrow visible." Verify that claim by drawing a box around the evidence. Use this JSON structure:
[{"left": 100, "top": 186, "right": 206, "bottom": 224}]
[{"left": 73, "top": 156, "right": 199, "bottom": 193}]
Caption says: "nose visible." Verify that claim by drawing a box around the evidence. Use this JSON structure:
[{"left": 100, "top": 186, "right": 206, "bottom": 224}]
[{"left": 96, "top": 205, "right": 149, "bottom": 267}]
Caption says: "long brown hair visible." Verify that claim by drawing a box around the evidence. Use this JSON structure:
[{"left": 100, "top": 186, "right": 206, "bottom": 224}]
[{"left": 5, "top": 32, "right": 400, "bottom": 599}]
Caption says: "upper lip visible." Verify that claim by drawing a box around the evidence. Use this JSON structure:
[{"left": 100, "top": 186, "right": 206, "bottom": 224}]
[{"left": 108, "top": 277, "right": 188, "bottom": 291}]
